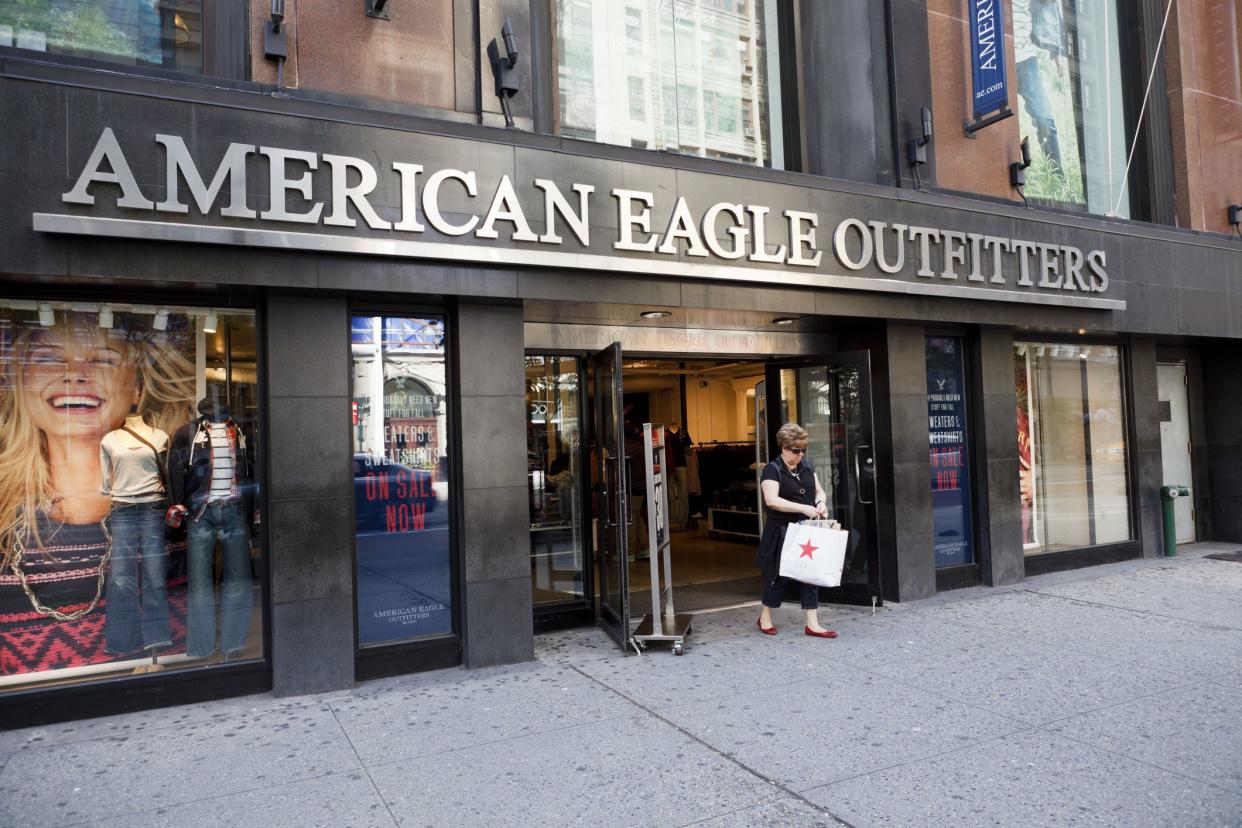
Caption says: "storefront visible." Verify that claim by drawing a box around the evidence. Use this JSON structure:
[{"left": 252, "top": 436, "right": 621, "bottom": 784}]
[{"left": 2, "top": 71, "right": 1240, "bottom": 726}]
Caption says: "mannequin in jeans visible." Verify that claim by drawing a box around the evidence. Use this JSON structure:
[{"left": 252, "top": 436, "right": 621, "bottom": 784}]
[
  {"left": 168, "top": 398, "right": 255, "bottom": 660},
  {"left": 99, "top": 410, "right": 172, "bottom": 655}
]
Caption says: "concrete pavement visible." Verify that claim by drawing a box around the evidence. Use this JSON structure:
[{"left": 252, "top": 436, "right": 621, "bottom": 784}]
[{"left": 2, "top": 543, "right": 1241, "bottom": 827}]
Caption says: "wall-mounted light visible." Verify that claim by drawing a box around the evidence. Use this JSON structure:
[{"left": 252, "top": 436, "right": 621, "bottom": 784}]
[
  {"left": 98, "top": 304, "right": 114, "bottom": 329},
  {"left": 640, "top": 310, "right": 671, "bottom": 319},
  {"left": 152, "top": 308, "right": 169, "bottom": 331},
  {"left": 488, "top": 18, "right": 522, "bottom": 129},
  {"left": 1228, "top": 204, "right": 1242, "bottom": 229},
  {"left": 1010, "top": 137, "right": 1032, "bottom": 188},
  {"left": 365, "top": 0, "right": 391, "bottom": 20},
  {"left": 203, "top": 310, "right": 218, "bottom": 334},
  {"left": 909, "top": 106, "right": 933, "bottom": 167},
  {"left": 38, "top": 303, "right": 54, "bottom": 327},
  {"left": 772, "top": 317, "right": 798, "bottom": 326},
  {"left": 264, "top": 0, "right": 288, "bottom": 88}
]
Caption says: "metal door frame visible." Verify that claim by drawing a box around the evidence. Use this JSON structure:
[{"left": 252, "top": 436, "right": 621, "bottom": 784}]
[{"left": 764, "top": 351, "right": 882, "bottom": 606}]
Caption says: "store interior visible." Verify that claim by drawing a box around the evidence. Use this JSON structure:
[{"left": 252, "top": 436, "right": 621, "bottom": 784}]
[
  {"left": 620, "top": 358, "right": 768, "bottom": 612},
  {"left": 527, "top": 355, "right": 771, "bottom": 619}
]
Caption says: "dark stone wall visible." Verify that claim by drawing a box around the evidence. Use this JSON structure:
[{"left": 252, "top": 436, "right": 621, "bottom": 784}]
[
  {"left": 977, "top": 328, "right": 1023, "bottom": 587},
  {"left": 883, "top": 322, "right": 935, "bottom": 601},
  {"left": 457, "top": 303, "right": 533, "bottom": 667},
  {"left": 1127, "top": 338, "right": 1163, "bottom": 558},
  {"left": 265, "top": 294, "right": 356, "bottom": 696}
]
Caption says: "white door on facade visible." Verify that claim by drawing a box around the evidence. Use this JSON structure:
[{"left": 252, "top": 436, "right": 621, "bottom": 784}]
[{"left": 1157, "top": 363, "right": 1195, "bottom": 544}]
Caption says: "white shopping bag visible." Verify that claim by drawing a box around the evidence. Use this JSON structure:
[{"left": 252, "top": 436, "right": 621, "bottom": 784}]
[{"left": 779, "top": 520, "right": 848, "bottom": 588}]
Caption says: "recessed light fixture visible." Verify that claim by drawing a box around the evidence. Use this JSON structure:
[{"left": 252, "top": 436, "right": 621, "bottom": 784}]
[
  {"left": 772, "top": 317, "right": 798, "bottom": 326},
  {"left": 37, "top": 303, "right": 55, "bottom": 326},
  {"left": 203, "top": 311, "right": 218, "bottom": 334},
  {"left": 640, "top": 310, "right": 671, "bottom": 319},
  {"left": 98, "top": 305, "right": 114, "bottom": 329},
  {"left": 152, "top": 307, "right": 169, "bottom": 331}
]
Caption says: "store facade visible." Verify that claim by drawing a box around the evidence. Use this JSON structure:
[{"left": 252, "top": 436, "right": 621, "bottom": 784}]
[{"left": 3, "top": 47, "right": 1241, "bottom": 724}]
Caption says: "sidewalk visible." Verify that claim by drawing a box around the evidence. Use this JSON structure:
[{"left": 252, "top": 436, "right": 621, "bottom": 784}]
[{"left": 3, "top": 544, "right": 1241, "bottom": 827}]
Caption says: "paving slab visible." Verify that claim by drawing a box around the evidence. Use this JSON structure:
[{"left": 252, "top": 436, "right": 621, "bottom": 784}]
[
  {"left": 869, "top": 636, "right": 1185, "bottom": 725},
  {"left": 1048, "top": 681, "right": 1242, "bottom": 794},
  {"left": 1009, "top": 612, "right": 1242, "bottom": 683},
  {"left": 367, "top": 714, "right": 778, "bottom": 827},
  {"left": 0, "top": 691, "right": 328, "bottom": 756},
  {"left": 532, "top": 623, "right": 618, "bottom": 664},
  {"left": 1035, "top": 567, "right": 1242, "bottom": 630},
  {"left": 572, "top": 635, "right": 856, "bottom": 708},
  {"left": 805, "top": 727, "right": 1242, "bottom": 827},
  {"left": 329, "top": 662, "right": 634, "bottom": 767},
  {"left": 781, "top": 606, "right": 1013, "bottom": 667},
  {"left": 662, "top": 671, "right": 1025, "bottom": 792},
  {"left": 86, "top": 771, "right": 395, "bottom": 828},
  {"left": 0, "top": 703, "right": 360, "bottom": 827},
  {"left": 685, "top": 793, "right": 845, "bottom": 827}
]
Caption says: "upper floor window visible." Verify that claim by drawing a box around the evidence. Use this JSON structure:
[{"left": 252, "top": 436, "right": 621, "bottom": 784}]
[
  {"left": 0, "top": 1, "right": 206, "bottom": 75},
  {"left": 554, "top": 0, "right": 788, "bottom": 168},
  {"left": 1013, "top": 0, "right": 1130, "bottom": 217}
]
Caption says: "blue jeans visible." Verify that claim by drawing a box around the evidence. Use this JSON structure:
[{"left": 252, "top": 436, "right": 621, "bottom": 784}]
[
  {"left": 186, "top": 502, "right": 253, "bottom": 658},
  {"left": 1017, "top": 57, "right": 1062, "bottom": 169},
  {"left": 105, "top": 501, "right": 171, "bottom": 653},
  {"left": 761, "top": 576, "right": 819, "bottom": 610}
]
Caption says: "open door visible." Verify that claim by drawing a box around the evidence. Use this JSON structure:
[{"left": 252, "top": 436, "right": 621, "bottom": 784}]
[
  {"left": 765, "top": 353, "right": 882, "bottom": 606},
  {"left": 590, "top": 342, "right": 631, "bottom": 648}
]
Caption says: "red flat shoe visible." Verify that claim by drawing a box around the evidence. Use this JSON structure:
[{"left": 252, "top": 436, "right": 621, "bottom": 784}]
[
  {"left": 805, "top": 626, "right": 838, "bottom": 638},
  {"left": 757, "top": 617, "right": 777, "bottom": 635}
]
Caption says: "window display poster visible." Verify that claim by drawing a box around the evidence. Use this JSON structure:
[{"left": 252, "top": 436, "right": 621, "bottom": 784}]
[
  {"left": 1015, "top": 348, "right": 1038, "bottom": 548},
  {"left": 0, "top": 303, "right": 261, "bottom": 687},
  {"left": 925, "top": 338, "right": 973, "bottom": 567},
  {"left": 351, "top": 316, "right": 452, "bottom": 646},
  {"left": 1012, "top": 0, "right": 1087, "bottom": 207}
]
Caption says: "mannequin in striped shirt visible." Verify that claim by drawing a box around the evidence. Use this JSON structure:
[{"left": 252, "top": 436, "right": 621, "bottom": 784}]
[{"left": 168, "top": 398, "right": 256, "bottom": 660}]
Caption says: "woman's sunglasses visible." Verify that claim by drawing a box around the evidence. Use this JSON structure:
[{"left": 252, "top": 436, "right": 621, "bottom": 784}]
[{"left": 785, "top": 446, "right": 807, "bottom": 454}]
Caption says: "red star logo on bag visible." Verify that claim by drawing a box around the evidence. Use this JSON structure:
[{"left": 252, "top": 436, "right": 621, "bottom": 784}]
[{"left": 799, "top": 540, "right": 817, "bottom": 559}]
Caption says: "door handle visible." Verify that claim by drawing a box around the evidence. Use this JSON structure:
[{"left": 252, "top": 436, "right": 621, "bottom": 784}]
[
  {"left": 855, "top": 443, "right": 876, "bottom": 505},
  {"left": 604, "top": 455, "right": 621, "bottom": 528}
]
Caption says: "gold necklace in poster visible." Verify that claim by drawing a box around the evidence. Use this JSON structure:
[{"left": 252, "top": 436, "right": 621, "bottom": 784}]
[{"left": 9, "top": 514, "right": 113, "bottom": 621}]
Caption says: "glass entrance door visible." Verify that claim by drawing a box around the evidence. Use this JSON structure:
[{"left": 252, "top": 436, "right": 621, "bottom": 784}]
[
  {"left": 590, "top": 343, "right": 631, "bottom": 647},
  {"left": 764, "top": 353, "right": 881, "bottom": 605}
]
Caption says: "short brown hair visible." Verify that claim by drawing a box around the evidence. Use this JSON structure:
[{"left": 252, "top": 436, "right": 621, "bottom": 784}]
[{"left": 775, "top": 422, "right": 808, "bottom": 450}]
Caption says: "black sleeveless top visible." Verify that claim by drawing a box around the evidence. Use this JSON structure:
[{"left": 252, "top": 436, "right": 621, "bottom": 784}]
[{"left": 759, "top": 458, "right": 817, "bottom": 525}]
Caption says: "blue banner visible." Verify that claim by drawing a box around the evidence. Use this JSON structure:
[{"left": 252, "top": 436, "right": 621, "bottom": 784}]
[{"left": 969, "top": 0, "right": 1008, "bottom": 119}]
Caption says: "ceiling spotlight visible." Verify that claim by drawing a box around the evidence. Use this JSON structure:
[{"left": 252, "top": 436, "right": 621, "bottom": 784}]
[
  {"left": 640, "top": 310, "right": 671, "bottom": 319},
  {"left": 98, "top": 305, "right": 114, "bottom": 329},
  {"left": 772, "top": 317, "right": 798, "bottom": 326},
  {"left": 203, "top": 311, "right": 218, "bottom": 334},
  {"left": 38, "top": 303, "right": 55, "bottom": 327},
  {"left": 152, "top": 308, "right": 169, "bottom": 331}
]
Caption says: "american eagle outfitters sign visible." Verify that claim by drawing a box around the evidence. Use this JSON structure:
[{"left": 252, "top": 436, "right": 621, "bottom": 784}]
[{"left": 34, "top": 127, "right": 1121, "bottom": 310}]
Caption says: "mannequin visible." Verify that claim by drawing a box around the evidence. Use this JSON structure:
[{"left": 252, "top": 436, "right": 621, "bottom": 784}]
[
  {"left": 99, "top": 410, "right": 172, "bottom": 655},
  {"left": 666, "top": 422, "right": 693, "bottom": 530},
  {"left": 169, "top": 398, "right": 255, "bottom": 660}
]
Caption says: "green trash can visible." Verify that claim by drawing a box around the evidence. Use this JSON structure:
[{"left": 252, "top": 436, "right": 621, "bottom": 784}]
[{"left": 1160, "top": 485, "right": 1190, "bottom": 557}]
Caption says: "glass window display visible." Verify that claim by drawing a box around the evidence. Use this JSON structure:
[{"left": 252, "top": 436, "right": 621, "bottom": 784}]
[
  {"left": 351, "top": 315, "right": 452, "bottom": 646},
  {"left": 1015, "top": 341, "right": 1130, "bottom": 554},
  {"left": 0, "top": 299, "right": 263, "bottom": 690}
]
